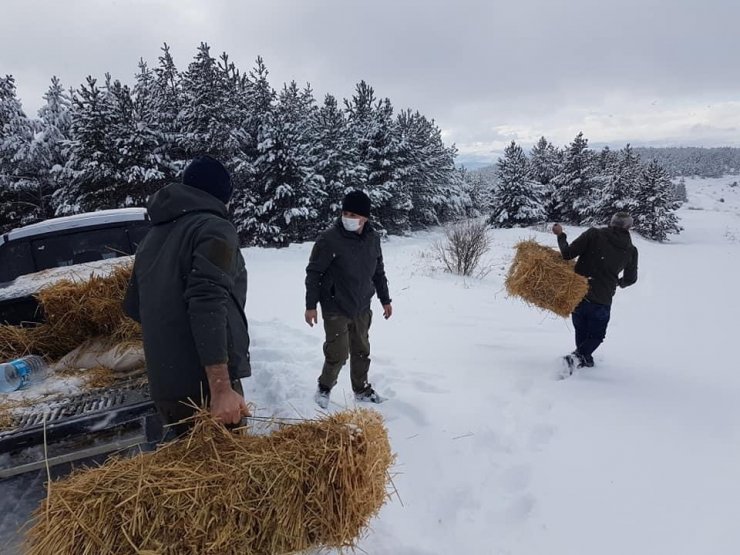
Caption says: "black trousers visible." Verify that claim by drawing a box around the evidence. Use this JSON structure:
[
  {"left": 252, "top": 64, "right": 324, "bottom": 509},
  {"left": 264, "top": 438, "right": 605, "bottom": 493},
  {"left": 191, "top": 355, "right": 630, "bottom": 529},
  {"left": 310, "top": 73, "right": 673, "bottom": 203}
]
[{"left": 572, "top": 300, "right": 612, "bottom": 360}]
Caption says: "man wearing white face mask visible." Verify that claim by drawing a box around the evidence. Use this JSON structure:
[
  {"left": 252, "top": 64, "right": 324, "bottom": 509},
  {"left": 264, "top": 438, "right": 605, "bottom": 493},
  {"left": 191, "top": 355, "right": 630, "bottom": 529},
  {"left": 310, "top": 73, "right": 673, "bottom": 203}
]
[{"left": 305, "top": 190, "right": 393, "bottom": 409}]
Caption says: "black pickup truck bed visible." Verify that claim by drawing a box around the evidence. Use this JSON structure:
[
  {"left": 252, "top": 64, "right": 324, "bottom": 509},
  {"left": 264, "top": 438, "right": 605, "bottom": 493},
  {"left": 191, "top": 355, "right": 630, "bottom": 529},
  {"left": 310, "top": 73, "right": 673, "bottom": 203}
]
[{"left": 0, "top": 378, "right": 161, "bottom": 553}]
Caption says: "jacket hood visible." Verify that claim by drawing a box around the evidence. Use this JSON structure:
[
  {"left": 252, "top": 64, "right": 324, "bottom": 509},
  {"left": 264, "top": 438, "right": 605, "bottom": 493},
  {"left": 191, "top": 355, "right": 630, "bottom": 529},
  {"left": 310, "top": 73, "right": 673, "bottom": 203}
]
[
  {"left": 604, "top": 226, "right": 633, "bottom": 251},
  {"left": 147, "top": 183, "right": 228, "bottom": 225}
]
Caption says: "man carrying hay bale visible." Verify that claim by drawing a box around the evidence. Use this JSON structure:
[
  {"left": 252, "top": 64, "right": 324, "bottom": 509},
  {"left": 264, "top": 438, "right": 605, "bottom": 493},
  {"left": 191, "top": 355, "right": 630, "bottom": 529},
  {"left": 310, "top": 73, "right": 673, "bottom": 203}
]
[
  {"left": 124, "top": 155, "right": 251, "bottom": 433},
  {"left": 553, "top": 211, "right": 638, "bottom": 374},
  {"left": 305, "top": 190, "right": 393, "bottom": 409}
]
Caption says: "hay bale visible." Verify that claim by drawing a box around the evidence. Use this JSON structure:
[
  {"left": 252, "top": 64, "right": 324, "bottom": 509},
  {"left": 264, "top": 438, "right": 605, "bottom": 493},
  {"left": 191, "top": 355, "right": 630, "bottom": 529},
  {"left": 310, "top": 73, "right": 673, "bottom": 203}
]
[
  {"left": 0, "top": 264, "right": 140, "bottom": 361},
  {"left": 24, "top": 408, "right": 395, "bottom": 555},
  {"left": 505, "top": 240, "right": 589, "bottom": 317}
]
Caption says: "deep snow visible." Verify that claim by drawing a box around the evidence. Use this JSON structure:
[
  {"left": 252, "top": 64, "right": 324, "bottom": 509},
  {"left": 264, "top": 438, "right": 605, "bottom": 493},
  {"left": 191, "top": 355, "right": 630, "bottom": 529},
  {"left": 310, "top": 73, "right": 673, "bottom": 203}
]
[
  {"left": 2, "top": 176, "right": 738, "bottom": 554},
  {"left": 244, "top": 176, "right": 740, "bottom": 554}
]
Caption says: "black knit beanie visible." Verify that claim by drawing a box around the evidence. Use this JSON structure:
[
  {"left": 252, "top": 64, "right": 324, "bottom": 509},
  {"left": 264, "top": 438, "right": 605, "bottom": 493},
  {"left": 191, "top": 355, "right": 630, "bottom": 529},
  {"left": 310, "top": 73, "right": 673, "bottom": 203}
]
[
  {"left": 182, "top": 155, "right": 233, "bottom": 204},
  {"left": 341, "top": 190, "right": 371, "bottom": 218}
]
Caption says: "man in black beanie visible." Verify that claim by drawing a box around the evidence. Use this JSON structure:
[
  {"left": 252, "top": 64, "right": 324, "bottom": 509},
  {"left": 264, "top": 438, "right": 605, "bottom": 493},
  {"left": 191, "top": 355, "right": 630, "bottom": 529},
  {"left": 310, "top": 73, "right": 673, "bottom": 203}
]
[
  {"left": 305, "top": 190, "right": 393, "bottom": 408},
  {"left": 124, "top": 155, "right": 251, "bottom": 434},
  {"left": 552, "top": 211, "right": 638, "bottom": 376}
]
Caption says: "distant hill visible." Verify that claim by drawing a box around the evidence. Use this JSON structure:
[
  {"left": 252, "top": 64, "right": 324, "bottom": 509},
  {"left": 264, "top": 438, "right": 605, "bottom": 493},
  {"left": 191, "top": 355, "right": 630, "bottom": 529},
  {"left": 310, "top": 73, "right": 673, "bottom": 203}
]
[
  {"left": 632, "top": 147, "right": 740, "bottom": 178},
  {"left": 467, "top": 146, "right": 740, "bottom": 179}
]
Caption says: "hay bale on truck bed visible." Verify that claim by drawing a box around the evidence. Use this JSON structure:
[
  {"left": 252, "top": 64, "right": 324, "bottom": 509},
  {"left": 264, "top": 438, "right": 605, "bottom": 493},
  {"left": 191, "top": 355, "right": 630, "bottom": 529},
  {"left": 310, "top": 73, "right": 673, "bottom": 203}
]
[
  {"left": 505, "top": 240, "right": 589, "bottom": 317},
  {"left": 24, "top": 408, "right": 395, "bottom": 555},
  {"left": 0, "top": 264, "right": 140, "bottom": 361}
]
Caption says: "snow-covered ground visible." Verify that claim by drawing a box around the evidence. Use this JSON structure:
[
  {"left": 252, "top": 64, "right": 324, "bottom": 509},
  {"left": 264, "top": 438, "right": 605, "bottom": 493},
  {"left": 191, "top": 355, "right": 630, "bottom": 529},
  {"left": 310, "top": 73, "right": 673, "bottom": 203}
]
[
  {"left": 2, "top": 176, "right": 737, "bottom": 554},
  {"left": 243, "top": 176, "right": 740, "bottom": 555}
]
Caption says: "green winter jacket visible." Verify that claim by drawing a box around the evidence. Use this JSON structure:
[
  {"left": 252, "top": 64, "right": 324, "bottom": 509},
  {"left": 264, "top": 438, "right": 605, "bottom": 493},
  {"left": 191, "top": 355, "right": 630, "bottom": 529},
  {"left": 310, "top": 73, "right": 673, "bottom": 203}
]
[{"left": 123, "top": 183, "right": 250, "bottom": 403}]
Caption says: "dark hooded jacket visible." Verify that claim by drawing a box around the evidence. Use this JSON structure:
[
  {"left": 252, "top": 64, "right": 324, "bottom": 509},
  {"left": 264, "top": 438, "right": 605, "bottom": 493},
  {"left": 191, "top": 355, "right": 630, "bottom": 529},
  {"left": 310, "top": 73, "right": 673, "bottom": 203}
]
[
  {"left": 557, "top": 226, "right": 638, "bottom": 306},
  {"left": 123, "top": 183, "right": 250, "bottom": 403},
  {"left": 305, "top": 219, "right": 391, "bottom": 318}
]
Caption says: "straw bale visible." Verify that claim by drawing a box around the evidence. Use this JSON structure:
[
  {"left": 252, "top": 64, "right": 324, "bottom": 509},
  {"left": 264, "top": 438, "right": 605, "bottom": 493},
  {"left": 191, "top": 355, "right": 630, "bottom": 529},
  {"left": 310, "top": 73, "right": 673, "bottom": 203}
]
[
  {"left": 0, "top": 398, "right": 24, "bottom": 431},
  {"left": 55, "top": 365, "right": 146, "bottom": 390},
  {"left": 0, "top": 264, "right": 140, "bottom": 361},
  {"left": 24, "top": 408, "right": 395, "bottom": 555},
  {"left": 505, "top": 240, "right": 589, "bottom": 317}
]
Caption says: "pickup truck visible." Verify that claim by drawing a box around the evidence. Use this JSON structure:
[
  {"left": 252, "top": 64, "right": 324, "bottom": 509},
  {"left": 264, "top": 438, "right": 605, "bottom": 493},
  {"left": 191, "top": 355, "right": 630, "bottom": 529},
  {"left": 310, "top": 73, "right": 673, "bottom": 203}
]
[{"left": 0, "top": 209, "right": 163, "bottom": 552}]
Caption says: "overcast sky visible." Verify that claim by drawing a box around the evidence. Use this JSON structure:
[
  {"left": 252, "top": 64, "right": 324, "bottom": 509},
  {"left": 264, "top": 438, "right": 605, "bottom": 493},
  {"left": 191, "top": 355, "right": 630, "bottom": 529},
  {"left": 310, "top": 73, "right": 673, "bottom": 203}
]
[{"left": 2, "top": 0, "right": 739, "bottom": 166}]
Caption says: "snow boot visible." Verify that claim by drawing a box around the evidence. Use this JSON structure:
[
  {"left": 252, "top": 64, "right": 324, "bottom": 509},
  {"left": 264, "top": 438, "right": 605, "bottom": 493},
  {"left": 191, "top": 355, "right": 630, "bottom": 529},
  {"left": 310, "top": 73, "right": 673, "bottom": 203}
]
[
  {"left": 354, "top": 387, "right": 385, "bottom": 404},
  {"left": 314, "top": 385, "right": 331, "bottom": 409},
  {"left": 561, "top": 354, "right": 576, "bottom": 378}
]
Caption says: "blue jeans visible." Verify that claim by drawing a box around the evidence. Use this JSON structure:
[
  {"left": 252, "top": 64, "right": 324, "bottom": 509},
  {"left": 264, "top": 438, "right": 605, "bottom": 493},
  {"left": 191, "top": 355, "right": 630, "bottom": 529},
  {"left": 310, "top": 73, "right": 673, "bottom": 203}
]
[{"left": 571, "top": 300, "right": 611, "bottom": 361}]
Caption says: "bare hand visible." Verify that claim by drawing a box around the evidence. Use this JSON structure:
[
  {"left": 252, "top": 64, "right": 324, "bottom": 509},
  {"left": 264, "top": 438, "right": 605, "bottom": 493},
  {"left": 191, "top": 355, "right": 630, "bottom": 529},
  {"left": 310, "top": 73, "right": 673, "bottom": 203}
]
[
  {"left": 383, "top": 304, "right": 393, "bottom": 320},
  {"left": 210, "top": 388, "right": 250, "bottom": 425},
  {"left": 305, "top": 309, "right": 318, "bottom": 327},
  {"left": 552, "top": 223, "right": 564, "bottom": 236}
]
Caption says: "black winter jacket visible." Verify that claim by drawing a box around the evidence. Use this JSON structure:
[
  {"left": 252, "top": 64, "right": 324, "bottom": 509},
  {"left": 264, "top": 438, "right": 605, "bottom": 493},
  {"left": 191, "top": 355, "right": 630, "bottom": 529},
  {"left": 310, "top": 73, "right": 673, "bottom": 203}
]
[
  {"left": 557, "top": 226, "right": 638, "bottom": 306},
  {"left": 123, "top": 183, "right": 250, "bottom": 402},
  {"left": 305, "top": 219, "right": 391, "bottom": 318}
]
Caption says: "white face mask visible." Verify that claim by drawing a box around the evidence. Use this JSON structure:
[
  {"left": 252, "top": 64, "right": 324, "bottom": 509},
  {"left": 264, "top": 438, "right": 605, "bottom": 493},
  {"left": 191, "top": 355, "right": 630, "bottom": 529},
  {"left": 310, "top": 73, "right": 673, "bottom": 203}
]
[{"left": 342, "top": 216, "right": 362, "bottom": 232}]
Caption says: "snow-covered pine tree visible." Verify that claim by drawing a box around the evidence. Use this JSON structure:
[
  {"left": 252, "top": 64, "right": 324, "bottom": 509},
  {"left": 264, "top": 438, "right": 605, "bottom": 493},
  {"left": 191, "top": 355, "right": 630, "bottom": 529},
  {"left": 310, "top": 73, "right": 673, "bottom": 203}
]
[
  {"left": 31, "top": 76, "right": 73, "bottom": 221},
  {"left": 460, "top": 167, "right": 492, "bottom": 217},
  {"left": 672, "top": 176, "right": 688, "bottom": 204},
  {"left": 597, "top": 145, "right": 619, "bottom": 173},
  {"left": 61, "top": 74, "right": 165, "bottom": 212},
  {"left": 366, "top": 97, "right": 409, "bottom": 234},
  {"left": 396, "top": 110, "right": 466, "bottom": 228},
  {"left": 0, "top": 75, "right": 40, "bottom": 231},
  {"left": 231, "top": 56, "right": 276, "bottom": 243},
  {"left": 550, "top": 132, "right": 598, "bottom": 224},
  {"left": 313, "top": 94, "right": 352, "bottom": 226},
  {"left": 632, "top": 159, "right": 682, "bottom": 241},
  {"left": 489, "top": 140, "right": 545, "bottom": 228},
  {"left": 530, "top": 136, "right": 560, "bottom": 185},
  {"left": 104, "top": 63, "right": 169, "bottom": 205},
  {"left": 529, "top": 136, "right": 561, "bottom": 221},
  {"left": 245, "top": 81, "right": 322, "bottom": 246},
  {"left": 588, "top": 144, "right": 641, "bottom": 225},
  {"left": 151, "top": 43, "right": 185, "bottom": 172},
  {"left": 430, "top": 142, "right": 470, "bottom": 225},
  {"left": 178, "top": 43, "right": 232, "bottom": 157},
  {"left": 345, "top": 82, "right": 408, "bottom": 234},
  {"left": 54, "top": 75, "right": 120, "bottom": 214}
]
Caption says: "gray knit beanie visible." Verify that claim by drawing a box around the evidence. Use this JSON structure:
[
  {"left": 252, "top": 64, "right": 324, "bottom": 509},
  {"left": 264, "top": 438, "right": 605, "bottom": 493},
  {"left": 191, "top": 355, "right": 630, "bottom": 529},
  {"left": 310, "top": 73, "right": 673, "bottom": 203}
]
[{"left": 610, "top": 211, "right": 634, "bottom": 230}]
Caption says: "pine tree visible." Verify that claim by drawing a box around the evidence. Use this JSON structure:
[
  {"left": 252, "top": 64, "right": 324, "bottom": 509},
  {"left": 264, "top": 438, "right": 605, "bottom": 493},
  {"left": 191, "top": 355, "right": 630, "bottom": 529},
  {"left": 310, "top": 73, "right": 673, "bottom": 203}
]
[
  {"left": 313, "top": 94, "right": 352, "bottom": 226},
  {"left": 56, "top": 75, "right": 120, "bottom": 214},
  {"left": 551, "top": 132, "right": 598, "bottom": 224},
  {"left": 632, "top": 159, "right": 682, "bottom": 241},
  {"left": 178, "top": 43, "right": 230, "bottom": 157},
  {"left": 396, "top": 110, "right": 466, "bottom": 228},
  {"left": 108, "top": 65, "right": 168, "bottom": 204},
  {"left": 589, "top": 144, "right": 641, "bottom": 225},
  {"left": 460, "top": 167, "right": 492, "bottom": 217},
  {"left": 345, "top": 82, "right": 408, "bottom": 233},
  {"left": 672, "top": 176, "right": 688, "bottom": 203},
  {"left": 244, "top": 81, "right": 322, "bottom": 246},
  {"left": 529, "top": 136, "right": 561, "bottom": 220},
  {"left": 231, "top": 56, "right": 276, "bottom": 243},
  {"left": 151, "top": 43, "right": 185, "bottom": 171},
  {"left": 31, "top": 76, "right": 73, "bottom": 221},
  {"left": 530, "top": 136, "right": 560, "bottom": 186},
  {"left": 0, "top": 75, "right": 39, "bottom": 231},
  {"left": 489, "top": 141, "right": 545, "bottom": 227}
]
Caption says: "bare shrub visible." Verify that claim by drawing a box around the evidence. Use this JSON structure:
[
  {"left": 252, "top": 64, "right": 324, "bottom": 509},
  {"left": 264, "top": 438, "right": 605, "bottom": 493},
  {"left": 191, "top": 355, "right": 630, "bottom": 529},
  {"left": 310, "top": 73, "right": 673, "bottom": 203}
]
[{"left": 434, "top": 220, "right": 490, "bottom": 276}]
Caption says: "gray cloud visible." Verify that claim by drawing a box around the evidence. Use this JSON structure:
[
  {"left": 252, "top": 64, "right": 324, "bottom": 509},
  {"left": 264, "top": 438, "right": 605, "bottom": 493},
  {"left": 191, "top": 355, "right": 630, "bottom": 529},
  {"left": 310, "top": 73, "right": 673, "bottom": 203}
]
[{"left": 2, "top": 0, "right": 738, "bottom": 165}]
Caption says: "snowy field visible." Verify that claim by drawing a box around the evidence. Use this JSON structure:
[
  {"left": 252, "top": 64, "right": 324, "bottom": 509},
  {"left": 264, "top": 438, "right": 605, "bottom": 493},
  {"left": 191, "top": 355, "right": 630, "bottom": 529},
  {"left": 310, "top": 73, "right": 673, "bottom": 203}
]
[
  {"left": 1, "top": 176, "right": 738, "bottom": 554},
  {"left": 243, "top": 175, "right": 740, "bottom": 555}
]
